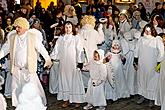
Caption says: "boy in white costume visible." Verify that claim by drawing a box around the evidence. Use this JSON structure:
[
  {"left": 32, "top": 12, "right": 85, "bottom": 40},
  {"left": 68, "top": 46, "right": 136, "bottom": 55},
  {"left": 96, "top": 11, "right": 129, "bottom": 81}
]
[
  {"left": 51, "top": 21, "right": 85, "bottom": 108},
  {"left": 0, "top": 75, "right": 7, "bottom": 110},
  {"left": 105, "top": 40, "right": 130, "bottom": 101},
  {"left": 78, "top": 15, "right": 104, "bottom": 88},
  {"left": 83, "top": 49, "right": 107, "bottom": 110},
  {"left": 0, "top": 17, "right": 52, "bottom": 107},
  {"left": 134, "top": 24, "right": 164, "bottom": 107},
  {"left": 16, "top": 82, "right": 46, "bottom": 110}
]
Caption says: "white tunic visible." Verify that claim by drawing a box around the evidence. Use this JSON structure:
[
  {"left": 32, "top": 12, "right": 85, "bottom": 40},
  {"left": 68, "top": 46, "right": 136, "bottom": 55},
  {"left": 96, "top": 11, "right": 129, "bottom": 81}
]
[
  {"left": 134, "top": 35, "right": 164, "bottom": 100},
  {"left": 51, "top": 34, "right": 85, "bottom": 103}
]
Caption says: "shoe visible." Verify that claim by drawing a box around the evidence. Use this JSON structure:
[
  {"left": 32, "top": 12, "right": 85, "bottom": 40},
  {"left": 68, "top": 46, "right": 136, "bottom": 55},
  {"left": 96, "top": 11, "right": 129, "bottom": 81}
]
[
  {"left": 137, "top": 97, "right": 145, "bottom": 104},
  {"left": 83, "top": 104, "right": 93, "bottom": 110},
  {"left": 62, "top": 101, "right": 70, "bottom": 108},
  {"left": 96, "top": 106, "right": 106, "bottom": 110},
  {"left": 75, "top": 103, "right": 81, "bottom": 108},
  {"left": 149, "top": 100, "right": 154, "bottom": 107}
]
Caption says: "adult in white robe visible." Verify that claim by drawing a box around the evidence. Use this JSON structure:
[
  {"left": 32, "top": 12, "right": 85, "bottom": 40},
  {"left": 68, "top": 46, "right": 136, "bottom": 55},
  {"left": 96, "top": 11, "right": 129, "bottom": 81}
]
[
  {"left": 0, "top": 17, "right": 52, "bottom": 107},
  {"left": 51, "top": 21, "right": 85, "bottom": 106},
  {"left": 78, "top": 15, "right": 104, "bottom": 88},
  {"left": 122, "top": 32, "right": 138, "bottom": 95},
  {"left": 134, "top": 24, "right": 164, "bottom": 103}
]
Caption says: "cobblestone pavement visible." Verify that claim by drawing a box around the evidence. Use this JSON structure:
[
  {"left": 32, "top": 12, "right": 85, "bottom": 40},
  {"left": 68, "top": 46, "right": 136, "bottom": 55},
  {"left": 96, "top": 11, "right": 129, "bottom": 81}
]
[{"left": 6, "top": 89, "right": 161, "bottom": 110}]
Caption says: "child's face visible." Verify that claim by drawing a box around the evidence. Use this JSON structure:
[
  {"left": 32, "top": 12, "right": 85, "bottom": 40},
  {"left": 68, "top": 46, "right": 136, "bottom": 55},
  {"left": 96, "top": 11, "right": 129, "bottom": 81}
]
[
  {"left": 112, "top": 43, "right": 120, "bottom": 50},
  {"left": 93, "top": 51, "right": 100, "bottom": 61},
  {"left": 65, "top": 23, "right": 72, "bottom": 34}
]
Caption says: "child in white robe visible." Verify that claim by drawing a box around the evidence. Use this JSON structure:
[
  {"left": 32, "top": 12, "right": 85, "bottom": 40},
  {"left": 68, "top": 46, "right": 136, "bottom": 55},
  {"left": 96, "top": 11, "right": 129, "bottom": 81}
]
[
  {"left": 83, "top": 49, "right": 107, "bottom": 110},
  {"left": 0, "top": 75, "right": 7, "bottom": 110},
  {"left": 16, "top": 82, "right": 46, "bottom": 110},
  {"left": 105, "top": 40, "right": 130, "bottom": 101}
]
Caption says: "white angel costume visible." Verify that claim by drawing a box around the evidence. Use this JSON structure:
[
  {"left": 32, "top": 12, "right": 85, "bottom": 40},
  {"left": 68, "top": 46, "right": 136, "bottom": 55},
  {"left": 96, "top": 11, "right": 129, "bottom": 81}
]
[
  {"left": 78, "top": 24, "right": 104, "bottom": 88},
  {"left": 51, "top": 33, "right": 85, "bottom": 103},
  {"left": 122, "top": 32, "right": 138, "bottom": 95},
  {"left": 16, "top": 82, "right": 46, "bottom": 110},
  {"left": 105, "top": 40, "right": 130, "bottom": 101},
  {"left": 84, "top": 49, "right": 107, "bottom": 107},
  {"left": 134, "top": 34, "right": 164, "bottom": 100},
  {"left": 0, "top": 29, "right": 51, "bottom": 107}
]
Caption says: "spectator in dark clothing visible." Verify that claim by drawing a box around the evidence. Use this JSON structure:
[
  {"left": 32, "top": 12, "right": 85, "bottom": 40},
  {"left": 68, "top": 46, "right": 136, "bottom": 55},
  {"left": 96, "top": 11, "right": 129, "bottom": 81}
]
[
  {"left": 86, "top": 0, "right": 95, "bottom": 15},
  {"left": 161, "top": 2, "right": 165, "bottom": 20},
  {"left": 137, "top": 2, "right": 148, "bottom": 21},
  {"left": 35, "top": 1, "right": 42, "bottom": 18},
  {"left": 151, "top": 2, "right": 162, "bottom": 16},
  {"left": 72, "top": 0, "right": 82, "bottom": 23},
  {"left": 47, "top": 1, "right": 57, "bottom": 15},
  {"left": 13, "top": 5, "right": 29, "bottom": 20}
]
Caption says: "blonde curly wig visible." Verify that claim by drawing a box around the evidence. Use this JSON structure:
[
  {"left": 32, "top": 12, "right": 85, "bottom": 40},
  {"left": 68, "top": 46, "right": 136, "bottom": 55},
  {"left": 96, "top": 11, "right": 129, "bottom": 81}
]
[
  {"left": 13, "top": 17, "right": 30, "bottom": 30},
  {"left": 81, "top": 15, "right": 96, "bottom": 27},
  {"left": 63, "top": 5, "right": 76, "bottom": 16}
]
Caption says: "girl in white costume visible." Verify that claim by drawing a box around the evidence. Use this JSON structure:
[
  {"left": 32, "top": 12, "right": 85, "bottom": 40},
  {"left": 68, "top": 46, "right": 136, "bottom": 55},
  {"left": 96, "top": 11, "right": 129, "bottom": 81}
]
[
  {"left": 51, "top": 21, "right": 85, "bottom": 107},
  {"left": 105, "top": 40, "right": 130, "bottom": 101},
  {"left": 134, "top": 24, "right": 164, "bottom": 106},
  {"left": 83, "top": 49, "right": 107, "bottom": 110}
]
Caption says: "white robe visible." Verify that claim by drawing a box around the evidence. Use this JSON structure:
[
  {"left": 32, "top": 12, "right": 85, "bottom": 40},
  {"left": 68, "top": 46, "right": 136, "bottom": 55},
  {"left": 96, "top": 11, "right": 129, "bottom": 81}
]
[
  {"left": 105, "top": 52, "right": 130, "bottom": 101},
  {"left": 121, "top": 39, "right": 138, "bottom": 95},
  {"left": 85, "top": 60, "right": 107, "bottom": 106},
  {"left": 155, "top": 56, "right": 165, "bottom": 110},
  {"left": 0, "top": 94, "right": 6, "bottom": 110},
  {"left": 78, "top": 25, "right": 104, "bottom": 88},
  {"left": 134, "top": 35, "right": 164, "bottom": 100},
  {"left": 51, "top": 34, "right": 85, "bottom": 103},
  {"left": 118, "top": 20, "right": 131, "bottom": 39},
  {"left": 48, "top": 60, "right": 59, "bottom": 94},
  {"left": 0, "top": 30, "right": 49, "bottom": 107},
  {"left": 4, "top": 59, "right": 12, "bottom": 97}
]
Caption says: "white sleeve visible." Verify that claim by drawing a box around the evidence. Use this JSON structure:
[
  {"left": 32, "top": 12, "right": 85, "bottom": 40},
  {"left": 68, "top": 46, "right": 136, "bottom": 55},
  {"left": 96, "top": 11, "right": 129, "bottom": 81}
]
[
  {"left": 97, "top": 24, "right": 104, "bottom": 44},
  {"left": 156, "top": 36, "right": 165, "bottom": 62},
  {"left": 134, "top": 38, "right": 141, "bottom": 58},
  {"left": 0, "top": 40, "right": 10, "bottom": 59},
  {"left": 50, "top": 38, "right": 60, "bottom": 60},
  {"left": 35, "top": 33, "right": 50, "bottom": 61},
  {"left": 75, "top": 35, "right": 84, "bottom": 63}
]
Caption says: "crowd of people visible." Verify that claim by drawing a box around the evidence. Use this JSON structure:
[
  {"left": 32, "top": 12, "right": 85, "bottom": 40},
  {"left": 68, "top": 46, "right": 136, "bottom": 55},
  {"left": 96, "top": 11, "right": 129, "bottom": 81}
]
[{"left": 0, "top": 0, "right": 165, "bottom": 110}]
